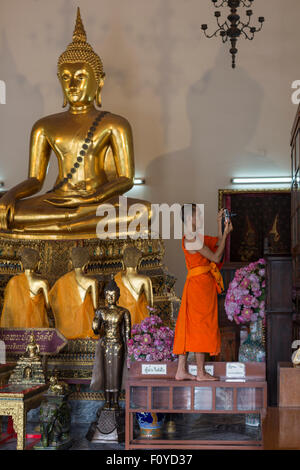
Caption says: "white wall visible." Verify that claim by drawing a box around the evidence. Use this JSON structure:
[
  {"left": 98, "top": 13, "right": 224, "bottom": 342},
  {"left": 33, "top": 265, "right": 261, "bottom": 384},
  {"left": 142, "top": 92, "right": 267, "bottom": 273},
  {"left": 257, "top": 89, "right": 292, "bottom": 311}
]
[{"left": 0, "top": 0, "right": 298, "bottom": 294}]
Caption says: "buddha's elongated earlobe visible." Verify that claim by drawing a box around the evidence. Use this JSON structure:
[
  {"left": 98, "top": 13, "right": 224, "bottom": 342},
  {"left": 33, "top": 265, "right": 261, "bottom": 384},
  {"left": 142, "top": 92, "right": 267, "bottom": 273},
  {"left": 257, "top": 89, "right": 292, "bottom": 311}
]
[
  {"left": 62, "top": 92, "right": 68, "bottom": 108},
  {"left": 95, "top": 86, "right": 102, "bottom": 108},
  {"left": 95, "top": 75, "right": 105, "bottom": 108}
]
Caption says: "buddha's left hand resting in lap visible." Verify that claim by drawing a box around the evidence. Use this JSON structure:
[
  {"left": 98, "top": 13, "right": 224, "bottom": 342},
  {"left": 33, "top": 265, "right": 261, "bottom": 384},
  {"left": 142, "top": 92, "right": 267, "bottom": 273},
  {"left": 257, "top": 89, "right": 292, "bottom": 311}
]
[{"left": 0, "top": 8, "right": 150, "bottom": 237}]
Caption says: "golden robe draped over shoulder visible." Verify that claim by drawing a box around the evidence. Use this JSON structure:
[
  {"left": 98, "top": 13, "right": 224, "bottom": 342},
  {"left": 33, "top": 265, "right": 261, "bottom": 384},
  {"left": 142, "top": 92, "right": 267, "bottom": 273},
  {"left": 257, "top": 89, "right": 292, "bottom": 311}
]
[
  {"left": 114, "top": 271, "right": 149, "bottom": 325},
  {"left": 49, "top": 270, "right": 96, "bottom": 339},
  {"left": 0, "top": 273, "right": 49, "bottom": 328}
]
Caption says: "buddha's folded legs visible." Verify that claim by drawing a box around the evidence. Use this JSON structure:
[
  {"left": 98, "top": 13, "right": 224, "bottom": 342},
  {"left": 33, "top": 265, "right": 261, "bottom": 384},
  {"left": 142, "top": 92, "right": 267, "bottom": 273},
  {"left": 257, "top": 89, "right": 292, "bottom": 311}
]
[{"left": 11, "top": 194, "right": 152, "bottom": 234}]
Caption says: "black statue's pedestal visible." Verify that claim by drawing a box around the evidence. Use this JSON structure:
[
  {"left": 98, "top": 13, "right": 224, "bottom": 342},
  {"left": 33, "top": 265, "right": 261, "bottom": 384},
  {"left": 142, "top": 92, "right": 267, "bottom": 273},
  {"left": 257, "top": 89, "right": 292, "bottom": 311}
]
[{"left": 86, "top": 408, "right": 125, "bottom": 443}]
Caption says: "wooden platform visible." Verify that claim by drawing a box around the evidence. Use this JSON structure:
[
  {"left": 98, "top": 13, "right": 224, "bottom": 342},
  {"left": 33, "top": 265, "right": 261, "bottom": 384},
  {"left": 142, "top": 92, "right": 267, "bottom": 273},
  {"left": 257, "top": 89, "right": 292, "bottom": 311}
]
[
  {"left": 278, "top": 362, "right": 300, "bottom": 407},
  {"left": 126, "top": 362, "right": 267, "bottom": 450},
  {"left": 263, "top": 407, "right": 300, "bottom": 450}
]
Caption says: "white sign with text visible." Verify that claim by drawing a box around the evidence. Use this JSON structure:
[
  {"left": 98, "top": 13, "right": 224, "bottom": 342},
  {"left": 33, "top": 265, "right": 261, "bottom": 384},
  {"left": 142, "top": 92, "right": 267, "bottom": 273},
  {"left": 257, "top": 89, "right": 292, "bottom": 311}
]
[
  {"left": 0, "top": 340, "right": 6, "bottom": 364},
  {"left": 141, "top": 364, "right": 167, "bottom": 375},
  {"left": 226, "top": 362, "right": 246, "bottom": 378},
  {"left": 188, "top": 365, "right": 214, "bottom": 376}
]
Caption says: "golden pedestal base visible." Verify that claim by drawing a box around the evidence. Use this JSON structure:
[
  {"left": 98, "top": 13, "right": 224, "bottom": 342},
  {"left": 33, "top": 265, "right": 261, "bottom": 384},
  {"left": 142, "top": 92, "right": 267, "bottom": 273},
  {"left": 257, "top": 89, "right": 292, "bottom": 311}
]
[{"left": 0, "top": 235, "right": 180, "bottom": 390}]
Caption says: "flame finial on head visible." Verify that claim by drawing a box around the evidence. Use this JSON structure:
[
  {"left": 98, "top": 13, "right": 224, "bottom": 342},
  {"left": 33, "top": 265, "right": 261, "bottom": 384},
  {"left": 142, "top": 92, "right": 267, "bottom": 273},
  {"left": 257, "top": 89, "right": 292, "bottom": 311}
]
[
  {"left": 57, "top": 7, "right": 104, "bottom": 83},
  {"left": 73, "top": 7, "right": 87, "bottom": 43}
]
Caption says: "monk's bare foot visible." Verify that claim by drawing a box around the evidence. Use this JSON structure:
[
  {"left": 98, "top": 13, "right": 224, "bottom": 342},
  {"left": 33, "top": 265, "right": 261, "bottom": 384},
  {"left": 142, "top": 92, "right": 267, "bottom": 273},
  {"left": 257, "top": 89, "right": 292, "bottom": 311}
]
[
  {"left": 196, "top": 372, "right": 219, "bottom": 381},
  {"left": 175, "top": 371, "right": 196, "bottom": 381}
]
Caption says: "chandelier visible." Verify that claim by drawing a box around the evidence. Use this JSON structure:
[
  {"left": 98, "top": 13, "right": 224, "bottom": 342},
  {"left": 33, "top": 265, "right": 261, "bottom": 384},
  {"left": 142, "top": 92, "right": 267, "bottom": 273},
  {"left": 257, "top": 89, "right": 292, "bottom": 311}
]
[{"left": 201, "top": 0, "right": 265, "bottom": 69}]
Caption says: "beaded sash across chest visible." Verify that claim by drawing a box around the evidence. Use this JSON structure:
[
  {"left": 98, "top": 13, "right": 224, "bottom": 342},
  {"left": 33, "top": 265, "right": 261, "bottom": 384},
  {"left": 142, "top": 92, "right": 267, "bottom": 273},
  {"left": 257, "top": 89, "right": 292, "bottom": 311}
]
[{"left": 52, "top": 110, "right": 109, "bottom": 192}]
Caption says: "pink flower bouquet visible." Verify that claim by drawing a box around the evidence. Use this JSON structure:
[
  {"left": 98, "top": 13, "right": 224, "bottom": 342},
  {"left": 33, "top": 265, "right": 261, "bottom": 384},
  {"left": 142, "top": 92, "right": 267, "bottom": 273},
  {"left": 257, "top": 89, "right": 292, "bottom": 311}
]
[
  {"left": 127, "top": 315, "right": 177, "bottom": 366},
  {"left": 225, "top": 259, "right": 266, "bottom": 325}
]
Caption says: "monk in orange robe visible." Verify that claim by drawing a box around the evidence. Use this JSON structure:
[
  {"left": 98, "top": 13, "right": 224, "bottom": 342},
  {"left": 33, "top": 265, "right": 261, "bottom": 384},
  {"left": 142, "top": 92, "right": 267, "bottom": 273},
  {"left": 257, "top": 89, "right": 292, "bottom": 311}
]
[{"left": 173, "top": 205, "right": 233, "bottom": 381}]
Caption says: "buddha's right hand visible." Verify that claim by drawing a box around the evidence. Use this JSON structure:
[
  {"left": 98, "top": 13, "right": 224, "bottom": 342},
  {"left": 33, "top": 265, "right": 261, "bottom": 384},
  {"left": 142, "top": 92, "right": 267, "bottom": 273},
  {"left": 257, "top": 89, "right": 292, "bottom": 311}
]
[{"left": 0, "top": 193, "right": 15, "bottom": 230}]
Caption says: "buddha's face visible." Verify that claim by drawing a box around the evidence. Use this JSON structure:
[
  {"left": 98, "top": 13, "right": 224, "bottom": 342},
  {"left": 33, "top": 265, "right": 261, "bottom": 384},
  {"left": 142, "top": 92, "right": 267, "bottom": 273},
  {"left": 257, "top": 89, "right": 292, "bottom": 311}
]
[
  {"left": 123, "top": 254, "right": 141, "bottom": 269},
  {"left": 59, "top": 62, "right": 98, "bottom": 107},
  {"left": 105, "top": 290, "right": 118, "bottom": 306}
]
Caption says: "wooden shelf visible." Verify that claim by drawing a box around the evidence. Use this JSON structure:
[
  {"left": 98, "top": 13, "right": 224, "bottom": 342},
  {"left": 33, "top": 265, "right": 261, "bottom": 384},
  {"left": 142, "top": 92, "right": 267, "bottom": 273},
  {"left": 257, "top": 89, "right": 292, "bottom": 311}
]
[{"left": 125, "top": 362, "right": 267, "bottom": 450}]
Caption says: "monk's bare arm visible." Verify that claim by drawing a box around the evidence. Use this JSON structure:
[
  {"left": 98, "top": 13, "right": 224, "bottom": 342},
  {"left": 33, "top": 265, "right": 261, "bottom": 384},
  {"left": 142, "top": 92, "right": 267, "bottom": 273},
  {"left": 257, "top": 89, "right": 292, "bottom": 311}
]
[
  {"left": 217, "top": 208, "right": 224, "bottom": 244},
  {"left": 185, "top": 220, "right": 233, "bottom": 262},
  {"left": 199, "top": 237, "right": 227, "bottom": 263}
]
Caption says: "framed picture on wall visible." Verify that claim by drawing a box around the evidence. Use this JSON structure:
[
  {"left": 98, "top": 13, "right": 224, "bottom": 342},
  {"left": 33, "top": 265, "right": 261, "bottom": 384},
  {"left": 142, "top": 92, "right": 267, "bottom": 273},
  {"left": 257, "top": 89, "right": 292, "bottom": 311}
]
[{"left": 218, "top": 189, "right": 291, "bottom": 263}]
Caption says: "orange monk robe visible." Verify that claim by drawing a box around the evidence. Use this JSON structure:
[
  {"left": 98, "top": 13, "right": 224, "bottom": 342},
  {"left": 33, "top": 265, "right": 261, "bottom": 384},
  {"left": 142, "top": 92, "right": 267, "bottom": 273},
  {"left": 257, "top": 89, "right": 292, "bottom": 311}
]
[
  {"left": 0, "top": 273, "right": 49, "bottom": 328},
  {"left": 173, "top": 235, "right": 224, "bottom": 356},
  {"left": 49, "top": 270, "right": 97, "bottom": 340},
  {"left": 114, "top": 271, "right": 149, "bottom": 325}
]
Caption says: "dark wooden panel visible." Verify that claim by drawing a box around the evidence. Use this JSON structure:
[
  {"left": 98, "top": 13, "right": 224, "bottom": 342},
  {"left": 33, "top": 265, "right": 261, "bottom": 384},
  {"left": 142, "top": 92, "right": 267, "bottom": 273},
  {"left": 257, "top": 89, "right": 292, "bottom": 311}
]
[
  {"left": 266, "top": 256, "right": 292, "bottom": 312},
  {"left": 266, "top": 313, "right": 293, "bottom": 407},
  {"left": 266, "top": 256, "right": 293, "bottom": 406}
]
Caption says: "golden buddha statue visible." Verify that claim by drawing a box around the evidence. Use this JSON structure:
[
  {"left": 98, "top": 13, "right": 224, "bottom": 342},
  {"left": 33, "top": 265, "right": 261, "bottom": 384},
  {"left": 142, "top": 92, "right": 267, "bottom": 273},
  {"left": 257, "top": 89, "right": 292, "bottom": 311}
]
[
  {"left": 48, "top": 371, "right": 70, "bottom": 395},
  {"left": 115, "top": 246, "right": 153, "bottom": 325},
  {"left": 0, "top": 8, "right": 150, "bottom": 239},
  {"left": 0, "top": 248, "right": 50, "bottom": 328},
  {"left": 49, "top": 247, "right": 98, "bottom": 339},
  {"left": 90, "top": 278, "right": 131, "bottom": 410},
  {"left": 8, "top": 332, "right": 46, "bottom": 385},
  {"left": 25, "top": 332, "right": 41, "bottom": 360}
]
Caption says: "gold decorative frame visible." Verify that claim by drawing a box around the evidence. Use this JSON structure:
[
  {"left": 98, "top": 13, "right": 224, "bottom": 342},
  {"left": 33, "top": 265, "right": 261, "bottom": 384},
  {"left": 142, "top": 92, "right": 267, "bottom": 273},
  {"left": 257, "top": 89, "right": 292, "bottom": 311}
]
[{"left": 218, "top": 188, "right": 291, "bottom": 210}]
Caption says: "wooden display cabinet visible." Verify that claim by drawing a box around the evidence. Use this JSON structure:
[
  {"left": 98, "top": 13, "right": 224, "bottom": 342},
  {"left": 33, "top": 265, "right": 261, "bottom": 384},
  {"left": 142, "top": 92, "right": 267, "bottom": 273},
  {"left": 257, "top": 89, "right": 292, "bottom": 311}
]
[{"left": 125, "top": 362, "right": 267, "bottom": 450}]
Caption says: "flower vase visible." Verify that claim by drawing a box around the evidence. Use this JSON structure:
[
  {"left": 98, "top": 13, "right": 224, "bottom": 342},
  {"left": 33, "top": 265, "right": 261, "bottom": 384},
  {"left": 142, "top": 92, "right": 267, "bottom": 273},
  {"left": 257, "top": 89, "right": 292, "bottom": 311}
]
[
  {"left": 239, "top": 318, "right": 265, "bottom": 427},
  {"left": 136, "top": 412, "right": 165, "bottom": 438},
  {"left": 238, "top": 318, "right": 265, "bottom": 363}
]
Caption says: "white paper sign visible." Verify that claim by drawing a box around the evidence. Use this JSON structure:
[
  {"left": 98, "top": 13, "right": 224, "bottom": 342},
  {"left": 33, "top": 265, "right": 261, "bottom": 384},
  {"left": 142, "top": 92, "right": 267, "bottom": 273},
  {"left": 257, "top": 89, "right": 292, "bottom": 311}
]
[
  {"left": 0, "top": 340, "right": 5, "bottom": 364},
  {"left": 142, "top": 364, "right": 167, "bottom": 375},
  {"left": 226, "top": 362, "right": 245, "bottom": 378},
  {"left": 188, "top": 365, "right": 214, "bottom": 376}
]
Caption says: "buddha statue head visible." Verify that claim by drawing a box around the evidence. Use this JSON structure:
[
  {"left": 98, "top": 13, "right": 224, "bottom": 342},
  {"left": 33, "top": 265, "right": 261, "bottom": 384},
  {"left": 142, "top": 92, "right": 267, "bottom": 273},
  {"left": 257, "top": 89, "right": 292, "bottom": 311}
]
[
  {"left": 20, "top": 248, "right": 40, "bottom": 271},
  {"left": 70, "top": 247, "right": 90, "bottom": 270},
  {"left": 57, "top": 7, "right": 105, "bottom": 109},
  {"left": 23, "top": 366, "right": 33, "bottom": 380},
  {"left": 104, "top": 277, "right": 121, "bottom": 306},
  {"left": 123, "top": 246, "right": 142, "bottom": 270}
]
